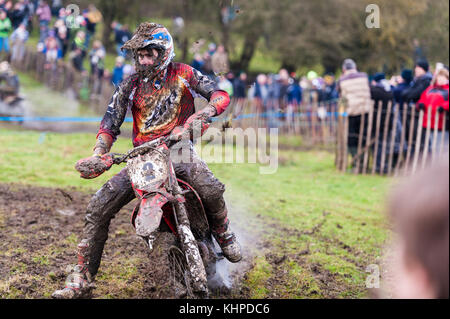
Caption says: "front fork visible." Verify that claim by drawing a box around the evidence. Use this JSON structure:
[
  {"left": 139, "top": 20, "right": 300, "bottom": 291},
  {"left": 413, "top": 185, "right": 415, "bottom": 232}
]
[{"left": 171, "top": 183, "right": 209, "bottom": 295}]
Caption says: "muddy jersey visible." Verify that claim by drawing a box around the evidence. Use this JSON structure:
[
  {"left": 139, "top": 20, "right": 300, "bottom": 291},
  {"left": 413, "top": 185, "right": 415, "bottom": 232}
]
[{"left": 97, "top": 62, "right": 228, "bottom": 146}]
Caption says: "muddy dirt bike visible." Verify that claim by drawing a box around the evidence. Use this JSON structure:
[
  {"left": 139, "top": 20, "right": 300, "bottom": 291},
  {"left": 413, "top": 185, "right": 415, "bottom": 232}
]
[{"left": 80, "top": 132, "right": 222, "bottom": 298}]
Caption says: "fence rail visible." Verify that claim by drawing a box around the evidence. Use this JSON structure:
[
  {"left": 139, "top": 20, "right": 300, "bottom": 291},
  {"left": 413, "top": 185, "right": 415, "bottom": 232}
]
[
  {"left": 7, "top": 48, "right": 449, "bottom": 176},
  {"left": 334, "top": 100, "right": 448, "bottom": 176}
]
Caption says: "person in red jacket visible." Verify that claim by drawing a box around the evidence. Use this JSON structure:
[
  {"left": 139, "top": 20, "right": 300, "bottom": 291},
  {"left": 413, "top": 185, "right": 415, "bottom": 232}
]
[
  {"left": 52, "top": 22, "right": 242, "bottom": 299},
  {"left": 417, "top": 67, "right": 449, "bottom": 152}
]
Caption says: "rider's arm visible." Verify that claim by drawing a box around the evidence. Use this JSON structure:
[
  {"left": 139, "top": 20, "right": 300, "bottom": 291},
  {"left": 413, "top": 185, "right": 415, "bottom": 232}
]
[
  {"left": 186, "top": 66, "right": 230, "bottom": 116},
  {"left": 94, "top": 77, "right": 136, "bottom": 155}
]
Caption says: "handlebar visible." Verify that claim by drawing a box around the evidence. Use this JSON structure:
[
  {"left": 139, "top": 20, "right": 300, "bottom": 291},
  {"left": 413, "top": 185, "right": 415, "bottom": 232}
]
[{"left": 108, "top": 135, "right": 175, "bottom": 165}]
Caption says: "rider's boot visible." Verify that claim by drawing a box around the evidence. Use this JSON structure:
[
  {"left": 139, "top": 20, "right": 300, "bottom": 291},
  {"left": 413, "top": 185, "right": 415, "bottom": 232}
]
[
  {"left": 211, "top": 216, "right": 242, "bottom": 263},
  {"left": 51, "top": 240, "right": 95, "bottom": 299}
]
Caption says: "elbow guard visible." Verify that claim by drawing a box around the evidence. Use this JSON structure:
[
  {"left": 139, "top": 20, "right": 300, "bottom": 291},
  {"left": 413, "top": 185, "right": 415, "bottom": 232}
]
[{"left": 209, "top": 90, "right": 230, "bottom": 116}]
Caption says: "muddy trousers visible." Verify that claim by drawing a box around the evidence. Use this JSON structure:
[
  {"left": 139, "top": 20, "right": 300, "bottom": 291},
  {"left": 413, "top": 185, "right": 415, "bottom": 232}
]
[{"left": 78, "top": 148, "right": 228, "bottom": 279}]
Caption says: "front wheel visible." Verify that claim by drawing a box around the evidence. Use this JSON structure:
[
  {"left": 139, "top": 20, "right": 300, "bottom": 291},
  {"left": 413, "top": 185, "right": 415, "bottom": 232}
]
[{"left": 168, "top": 245, "right": 208, "bottom": 299}]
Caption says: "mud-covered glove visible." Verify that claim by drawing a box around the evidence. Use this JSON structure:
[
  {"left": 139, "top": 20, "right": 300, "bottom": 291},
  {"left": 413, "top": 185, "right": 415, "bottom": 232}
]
[
  {"left": 75, "top": 154, "right": 114, "bottom": 179},
  {"left": 169, "top": 105, "right": 215, "bottom": 142}
]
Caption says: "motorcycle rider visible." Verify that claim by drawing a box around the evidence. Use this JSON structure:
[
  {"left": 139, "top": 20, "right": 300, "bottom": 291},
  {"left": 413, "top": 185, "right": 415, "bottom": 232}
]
[{"left": 52, "top": 22, "right": 242, "bottom": 299}]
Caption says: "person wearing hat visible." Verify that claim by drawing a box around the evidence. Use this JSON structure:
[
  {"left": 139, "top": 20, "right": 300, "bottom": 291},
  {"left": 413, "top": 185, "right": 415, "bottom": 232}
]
[
  {"left": 337, "top": 58, "right": 372, "bottom": 171},
  {"left": 370, "top": 72, "right": 400, "bottom": 173},
  {"left": 417, "top": 67, "right": 449, "bottom": 153},
  {"left": 52, "top": 22, "right": 241, "bottom": 299},
  {"left": 402, "top": 59, "right": 433, "bottom": 104},
  {"left": 393, "top": 69, "right": 413, "bottom": 106}
]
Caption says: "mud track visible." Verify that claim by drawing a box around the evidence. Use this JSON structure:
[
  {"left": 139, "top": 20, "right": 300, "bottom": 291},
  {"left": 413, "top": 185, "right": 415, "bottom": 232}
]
[{"left": 0, "top": 183, "right": 253, "bottom": 299}]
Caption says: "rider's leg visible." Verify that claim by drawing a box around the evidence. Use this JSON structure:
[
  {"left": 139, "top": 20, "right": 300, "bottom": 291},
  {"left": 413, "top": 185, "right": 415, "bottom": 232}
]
[
  {"left": 52, "top": 168, "right": 135, "bottom": 298},
  {"left": 171, "top": 143, "right": 242, "bottom": 263}
]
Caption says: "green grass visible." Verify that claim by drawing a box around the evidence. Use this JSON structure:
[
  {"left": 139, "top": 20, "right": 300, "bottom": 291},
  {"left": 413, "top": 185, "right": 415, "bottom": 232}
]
[{"left": 0, "top": 127, "right": 392, "bottom": 298}]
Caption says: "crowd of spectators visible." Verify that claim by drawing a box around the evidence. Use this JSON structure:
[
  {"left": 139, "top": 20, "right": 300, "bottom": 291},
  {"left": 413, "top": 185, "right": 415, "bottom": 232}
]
[
  {"left": 1, "top": 2, "right": 448, "bottom": 156},
  {"left": 338, "top": 57, "right": 449, "bottom": 173},
  {"left": 0, "top": 1, "right": 139, "bottom": 98}
]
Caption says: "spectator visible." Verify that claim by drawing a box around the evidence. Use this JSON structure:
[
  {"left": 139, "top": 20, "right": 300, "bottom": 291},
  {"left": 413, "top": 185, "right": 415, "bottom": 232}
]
[
  {"left": 217, "top": 74, "right": 233, "bottom": 97},
  {"left": 387, "top": 157, "right": 448, "bottom": 299},
  {"left": 10, "top": 1, "right": 27, "bottom": 30},
  {"left": 232, "top": 71, "right": 247, "bottom": 117},
  {"left": 402, "top": 59, "right": 433, "bottom": 103},
  {"left": 191, "top": 53, "right": 204, "bottom": 73},
  {"left": 202, "top": 51, "right": 214, "bottom": 78},
  {"left": 393, "top": 69, "right": 413, "bottom": 106},
  {"left": 89, "top": 40, "right": 105, "bottom": 76},
  {"left": 286, "top": 77, "right": 302, "bottom": 131},
  {"left": 122, "top": 62, "right": 135, "bottom": 78},
  {"left": 0, "top": 9, "right": 11, "bottom": 56},
  {"left": 267, "top": 73, "right": 281, "bottom": 112},
  {"left": 278, "top": 68, "right": 290, "bottom": 112},
  {"left": 41, "top": 34, "right": 62, "bottom": 69},
  {"left": 10, "top": 22, "right": 28, "bottom": 63},
  {"left": 51, "top": 0, "right": 62, "bottom": 17},
  {"left": 392, "top": 70, "right": 414, "bottom": 152},
  {"left": 417, "top": 67, "right": 449, "bottom": 153},
  {"left": 207, "top": 42, "right": 216, "bottom": 56},
  {"left": 70, "top": 30, "right": 87, "bottom": 72},
  {"left": 36, "top": 0, "right": 51, "bottom": 42},
  {"left": 89, "top": 40, "right": 105, "bottom": 95},
  {"left": 54, "top": 18, "right": 69, "bottom": 57},
  {"left": 111, "top": 22, "right": 131, "bottom": 58},
  {"left": 286, "top": 77, "right": 302, "bottom": 106},
  {"left": 337, "top": 58, "right": 371, "bottom": 171},
  {"left": 3, "top": 0, "right": 11, "bottom": 13},
  {"left": 233, "top": 71, "right": 247, "bottom": 99},
  {"left": 83, "top": 5, "right": 102, "bottom": 48},
  {"left": 172, "top": 16, "right": 184, "bottom": 46},
  {"left": 323, "top": 73, "right": 338, "bottom": 102},
  {"left": 253, "top": 73, "right": 269, "bottom": 112},
  {"left": 211, "top": 44, "right": 229, "bottom": 75},
  {"left": 111, "top": 56, "right": 125, "bottom": 87},
  {"left": 370, "top": 72, "right": 397, "bottom": 173},
  {"left": 21, "top": 0, "right": 34, "bottom": 29},
  {"left": 89, "top": 41, "right": 105, "bottom": 97}
]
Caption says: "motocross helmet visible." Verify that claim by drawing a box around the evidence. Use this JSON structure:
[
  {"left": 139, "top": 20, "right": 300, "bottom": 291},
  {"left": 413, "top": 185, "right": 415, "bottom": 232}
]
[{"left": 122, "top": 22, "right": 175, "bottom": 80}]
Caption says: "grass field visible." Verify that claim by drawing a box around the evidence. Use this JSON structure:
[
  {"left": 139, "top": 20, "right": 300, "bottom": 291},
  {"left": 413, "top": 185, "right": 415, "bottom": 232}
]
[{"left": 0, "top": 127, "right": 393, "bottom": 298}]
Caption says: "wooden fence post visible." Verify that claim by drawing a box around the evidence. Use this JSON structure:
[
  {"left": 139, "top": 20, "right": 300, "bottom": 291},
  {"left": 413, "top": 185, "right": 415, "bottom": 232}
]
[
  {"left": 412, "top": 108, "right": 424, "bottom": 174},
  {"left": 387, "top": 103, "right": 399, "bottom": 175},
  {"left": 335, "top": 106, "right": 342, "bottom": 170},
  {"left": 354, "top": 110, "right": 366, "bottom": 174},
  {"left": 431, "top": 108, "right": 440, "bottom": 163},
  {"left": 439, "top": 111, "right": 447, "bottom": 157},
  {"left": 362, "top": 101, "right": 374, "bottom": 174},
  {"left": 342, "top": 111, "right": 349, "bottom": 172},
  {"left": 380, "top": 101, "right": 392, "bottom": 175},
  {"left": 394, "top": 103, "right": 408, "bottom": 176},
  {"left": 421, "top": 106, "right": 432, "bottom": 170},
  {"left": 372, "top": 101, "right": 383, "bottom": 175},
  {"left": 404, "top": 106, "right": 416, "bottom": 171}
]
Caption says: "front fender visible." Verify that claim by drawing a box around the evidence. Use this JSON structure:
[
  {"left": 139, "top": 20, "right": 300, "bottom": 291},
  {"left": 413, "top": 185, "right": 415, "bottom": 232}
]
[{"left": 134, "top": 192, "right": 169, "bottom": 237}]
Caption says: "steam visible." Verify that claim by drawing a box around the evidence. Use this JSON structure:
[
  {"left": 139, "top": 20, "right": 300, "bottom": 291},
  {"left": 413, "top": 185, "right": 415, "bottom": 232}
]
[{"left": 207, "top": 193, "right": 263, "bottom": 293}]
